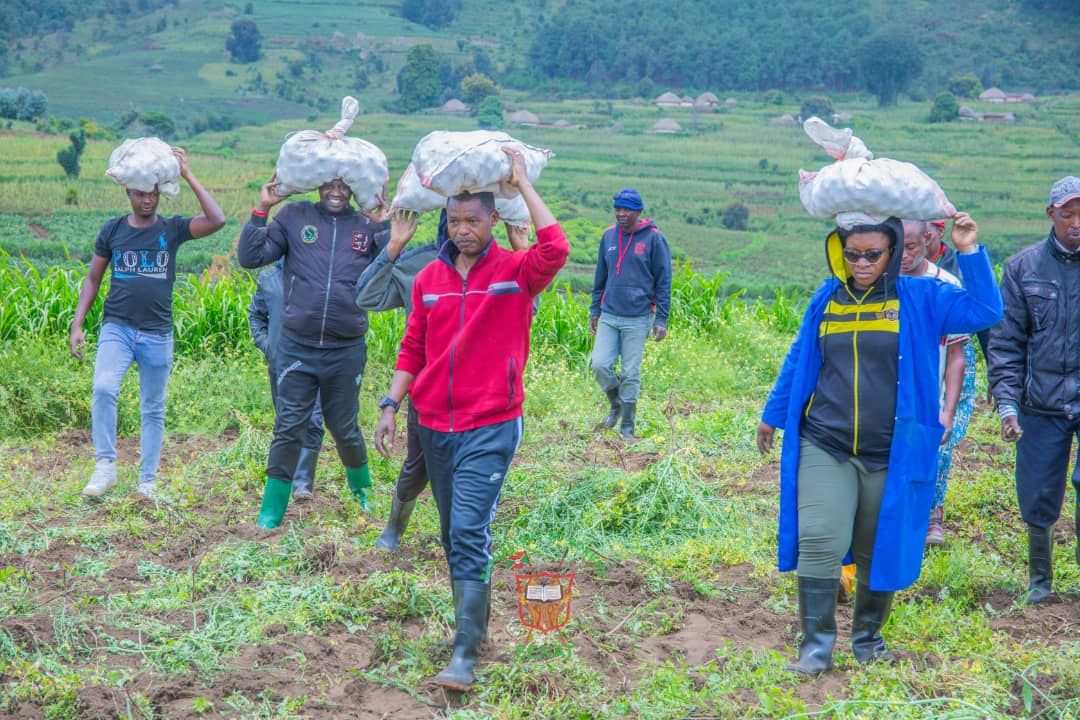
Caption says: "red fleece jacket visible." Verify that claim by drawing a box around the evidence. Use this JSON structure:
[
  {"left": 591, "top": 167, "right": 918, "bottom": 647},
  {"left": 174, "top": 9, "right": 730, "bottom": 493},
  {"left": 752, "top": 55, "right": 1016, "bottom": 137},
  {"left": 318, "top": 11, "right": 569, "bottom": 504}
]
[{"left": 397, "top": 223, "right": 569, "bottom": 432}]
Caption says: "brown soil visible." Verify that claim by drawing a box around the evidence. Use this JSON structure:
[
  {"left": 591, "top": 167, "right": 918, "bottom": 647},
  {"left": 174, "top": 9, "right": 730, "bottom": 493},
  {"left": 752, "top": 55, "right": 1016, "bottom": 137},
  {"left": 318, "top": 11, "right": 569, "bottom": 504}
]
[{"left": 4, "top": 431, "right": 1079, "bottom": 719}]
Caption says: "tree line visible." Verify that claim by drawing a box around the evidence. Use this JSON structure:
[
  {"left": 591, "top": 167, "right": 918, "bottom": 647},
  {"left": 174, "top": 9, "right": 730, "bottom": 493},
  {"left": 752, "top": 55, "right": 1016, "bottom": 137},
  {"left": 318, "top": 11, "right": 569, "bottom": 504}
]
[
  {"left": 526, "top": 0, "right": 867, "bottom": 94},
  {"left": 522, "top": 0, "right": 1076, "bottom": 102}
]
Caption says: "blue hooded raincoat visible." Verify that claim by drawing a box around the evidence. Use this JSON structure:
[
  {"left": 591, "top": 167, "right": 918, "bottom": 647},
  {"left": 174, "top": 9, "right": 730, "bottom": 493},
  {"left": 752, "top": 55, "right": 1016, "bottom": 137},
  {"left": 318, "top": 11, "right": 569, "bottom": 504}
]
[{"left": 760, "top": 223, "right": 1003, "bottom": 591}]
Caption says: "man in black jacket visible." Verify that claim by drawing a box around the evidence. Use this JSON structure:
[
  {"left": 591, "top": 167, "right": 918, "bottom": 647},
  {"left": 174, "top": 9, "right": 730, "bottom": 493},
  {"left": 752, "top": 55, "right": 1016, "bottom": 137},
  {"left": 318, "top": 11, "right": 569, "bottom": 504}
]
[
  {"left": 988, "top": 175, "right": 1080, "bottom": 604},
  {"left": 248, "top": 260, "right": 326, "bottom": 501},
  {"left": 238, "top": 176, "right": 388, "bottom": 528}
]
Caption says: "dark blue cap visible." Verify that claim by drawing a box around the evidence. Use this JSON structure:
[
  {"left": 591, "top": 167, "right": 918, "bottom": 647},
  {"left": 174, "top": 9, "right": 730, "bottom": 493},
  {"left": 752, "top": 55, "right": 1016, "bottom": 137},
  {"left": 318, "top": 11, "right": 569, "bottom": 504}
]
[{"left": 613, "top": 188, "right": 644, "bottom": 211}]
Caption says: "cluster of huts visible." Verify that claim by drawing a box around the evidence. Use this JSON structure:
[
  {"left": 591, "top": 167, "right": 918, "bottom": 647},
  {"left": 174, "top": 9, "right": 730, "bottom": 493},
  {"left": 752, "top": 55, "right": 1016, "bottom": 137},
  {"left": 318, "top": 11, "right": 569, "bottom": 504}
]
[
  {"left": 434, "top": 86, "right": 1038, "bottom": 134},
  {"left": 437, "top": 100, "right": 578, "bottom": 129},
  {"left": 957, "top": 87, "right": 1037, "bottom": 122}
]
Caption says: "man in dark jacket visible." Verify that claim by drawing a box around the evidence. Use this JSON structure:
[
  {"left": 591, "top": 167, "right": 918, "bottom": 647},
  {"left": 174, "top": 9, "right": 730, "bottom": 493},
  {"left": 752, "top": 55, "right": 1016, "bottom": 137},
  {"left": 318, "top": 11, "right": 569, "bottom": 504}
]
[
  {"left": 589, "top": 188, "right": 672, "bottom": 440},
  {"left": 356, "top": 210, "right": 443, "bottom": 551},
  {"left": 373, "top": 149, "right": 569, "bottom": 692},
  {"left": 989, "top": 175, "right": 1080, "bottom": 604},
  {"left": 238, "top": 176, "right": 388, "bottom": 528},
  {"left": 248, "top": 260, "right": 326, "bottom": 501}
]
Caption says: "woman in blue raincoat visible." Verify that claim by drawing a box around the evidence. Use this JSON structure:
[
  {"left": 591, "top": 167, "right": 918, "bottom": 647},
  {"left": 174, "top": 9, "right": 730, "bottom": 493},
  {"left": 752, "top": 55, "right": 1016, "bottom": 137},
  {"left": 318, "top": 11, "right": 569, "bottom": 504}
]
[{"left": 756, "top": 213, "right": 1001, "bottom": 675}]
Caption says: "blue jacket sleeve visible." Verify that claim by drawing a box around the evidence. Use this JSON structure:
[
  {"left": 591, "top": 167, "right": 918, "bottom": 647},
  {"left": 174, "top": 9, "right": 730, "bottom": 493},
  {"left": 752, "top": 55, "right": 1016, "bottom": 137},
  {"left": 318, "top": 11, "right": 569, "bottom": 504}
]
[
  {"left": 761, "top": 283, "right": 831, "bottom": 428},
  {"left": 938, "top": 247, "right": 1003, "bottom": 336},
  {"left": 761, "top": 330, "right": 805, "bottom": 428},
  {"left": 652, "top": 232, "right": 673, "bottom": 326},
  {"left": 589, "top": 235, "right": 607, "bottom": 318}
]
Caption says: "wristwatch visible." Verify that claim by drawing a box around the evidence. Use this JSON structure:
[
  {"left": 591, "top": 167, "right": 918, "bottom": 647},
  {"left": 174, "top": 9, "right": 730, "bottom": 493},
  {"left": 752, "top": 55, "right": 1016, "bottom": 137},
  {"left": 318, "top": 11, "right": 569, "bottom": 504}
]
[{"left": 378, "top": 395, "right": 401, "bottom": 412}]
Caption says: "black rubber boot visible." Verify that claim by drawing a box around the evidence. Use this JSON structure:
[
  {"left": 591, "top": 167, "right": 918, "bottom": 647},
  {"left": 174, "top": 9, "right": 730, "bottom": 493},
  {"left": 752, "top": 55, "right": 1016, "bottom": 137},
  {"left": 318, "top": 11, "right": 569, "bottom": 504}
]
[
  {"left": 619, "top": 402, "right": 637, "bottom": 442},
  {"left": 851, "top": 583, "right": 896, "bottom": 664},
  {"left": 786, "top": 576, "right": 837, "bottom": 675},
  {"left": 1027, "top": 525, "right": 1054, "bottom": 604},
  {"left": 375, "top": 495, "right": 416, "bottom": 552},
  {"left": 435, "top": 581, "right": 489, "bottom": 691},
  {"left": 292, "top": 448, "right": 318, "bottom": 501},
  {"left": 598, "top": 388, "right": 621, "bottom": 429}
]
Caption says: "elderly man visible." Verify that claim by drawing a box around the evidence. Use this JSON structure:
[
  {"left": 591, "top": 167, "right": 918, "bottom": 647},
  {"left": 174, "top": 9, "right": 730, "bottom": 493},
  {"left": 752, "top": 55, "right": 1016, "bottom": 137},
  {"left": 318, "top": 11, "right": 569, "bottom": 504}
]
[
  {"left": 374, "top": 149, "right": 568, "bottom": 691},
  {"left": 589, "top": 188, "right": 672, "bottom": 440},
  {"left": 989, "top": 176, "right": 1080, "bottom": 604},
  {"left": 71, "top": 147, "right": 226, "bottom": 499},
  {"left": 238, "top": 175, "right": 388, "bottom": 529}
]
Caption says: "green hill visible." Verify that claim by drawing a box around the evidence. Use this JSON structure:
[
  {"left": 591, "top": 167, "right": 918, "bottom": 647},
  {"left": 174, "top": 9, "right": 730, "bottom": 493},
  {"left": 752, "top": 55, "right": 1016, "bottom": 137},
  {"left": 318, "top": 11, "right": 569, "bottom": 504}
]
[
  {"left": 1, "top": 0, "right": 1077, "bottom": 130},
  {"left": 1, "top": 91, "right": 1078, "bottom": 295}
]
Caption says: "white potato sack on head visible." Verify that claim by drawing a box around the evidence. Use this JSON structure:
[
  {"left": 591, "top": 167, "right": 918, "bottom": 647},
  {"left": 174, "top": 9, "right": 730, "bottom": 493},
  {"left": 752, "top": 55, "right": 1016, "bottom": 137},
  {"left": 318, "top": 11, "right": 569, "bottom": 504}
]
[
  {"left": 106, "top": 137, "right": 181, "bottom": 199},
  {"left": 411, "top": 130, "right": 551, "bottom": 198},
  {"left": 391, "top": 163, "right": 447, "bottom": 213},
  {"left": 391, "top": 164, "right": 531, "bottom": 228},
  {"left": 274, "top": 96, "right": 389, "bottom": 211},
  {"left": 495, "top": 195, "right": 530, "bottom": 229},
  {"left": 798, "top": 116, "right": 956, "bottom": 224}
]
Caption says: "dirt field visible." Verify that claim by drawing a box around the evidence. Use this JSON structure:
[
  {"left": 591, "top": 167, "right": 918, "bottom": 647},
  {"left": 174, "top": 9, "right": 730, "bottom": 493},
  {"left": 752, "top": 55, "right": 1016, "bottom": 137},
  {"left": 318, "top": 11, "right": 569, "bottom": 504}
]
[{"left": 2, "top": 432, "right": 1078, "bottom": 719}]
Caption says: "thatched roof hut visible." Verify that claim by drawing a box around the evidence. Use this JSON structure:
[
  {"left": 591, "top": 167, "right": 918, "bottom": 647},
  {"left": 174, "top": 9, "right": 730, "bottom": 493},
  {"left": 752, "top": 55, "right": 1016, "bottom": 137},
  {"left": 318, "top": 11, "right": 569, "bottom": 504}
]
[
  {"left": 440, "top": 99, "right": 468, "bottom": 113},
  {"left": 509, "top": 109, "right": 540, "bottom": 126},
  {"left": 655, "top": 92, "right": 681, "bottom": 107},
  {"left": 770, "top": 114, "right": 799, "bottom": 127},
  {"left": 651, "top": 118, "right": 683, "bottom": 134}
]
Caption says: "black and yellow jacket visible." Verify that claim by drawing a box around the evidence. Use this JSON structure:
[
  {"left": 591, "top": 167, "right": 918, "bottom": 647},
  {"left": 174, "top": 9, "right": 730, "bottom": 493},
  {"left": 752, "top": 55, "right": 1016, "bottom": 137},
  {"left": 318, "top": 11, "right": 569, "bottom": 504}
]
[
  {"left": 761, "top": 218, "right": 1003, "bottom": 590},
  {"left": 801, "top": 220, "right": 904, "bottom": 470}
]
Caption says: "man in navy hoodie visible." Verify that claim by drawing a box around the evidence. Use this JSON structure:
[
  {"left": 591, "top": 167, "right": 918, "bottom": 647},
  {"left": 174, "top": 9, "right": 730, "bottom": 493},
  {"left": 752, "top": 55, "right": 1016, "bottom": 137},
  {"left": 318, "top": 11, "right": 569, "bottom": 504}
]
[{"left": 589, "top": 188, "right": 672, "bottom": 440}]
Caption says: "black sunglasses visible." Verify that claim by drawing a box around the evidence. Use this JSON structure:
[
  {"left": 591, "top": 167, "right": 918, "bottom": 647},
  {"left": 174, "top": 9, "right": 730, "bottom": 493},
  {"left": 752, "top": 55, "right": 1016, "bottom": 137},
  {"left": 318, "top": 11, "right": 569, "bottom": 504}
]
[{"left": 842, "top": 247, "right": 889, "bottom": 264}]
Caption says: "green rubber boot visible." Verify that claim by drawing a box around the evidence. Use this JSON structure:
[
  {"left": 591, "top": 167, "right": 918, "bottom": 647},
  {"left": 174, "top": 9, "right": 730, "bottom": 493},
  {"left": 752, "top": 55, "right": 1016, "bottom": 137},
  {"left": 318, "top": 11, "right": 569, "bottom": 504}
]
[
  {"left": 256, "top": 477, "right": 292, "bottom": 529},
  {"left": 346, "top": 465, "right": 371, "bottom": 512}
]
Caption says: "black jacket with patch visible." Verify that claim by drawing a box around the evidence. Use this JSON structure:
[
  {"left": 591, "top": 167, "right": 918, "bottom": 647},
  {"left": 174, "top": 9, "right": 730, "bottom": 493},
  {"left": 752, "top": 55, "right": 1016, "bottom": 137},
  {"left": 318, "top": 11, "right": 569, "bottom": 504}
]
[{"left": 238, "top": 202, "right": 387, "bottom": 348}]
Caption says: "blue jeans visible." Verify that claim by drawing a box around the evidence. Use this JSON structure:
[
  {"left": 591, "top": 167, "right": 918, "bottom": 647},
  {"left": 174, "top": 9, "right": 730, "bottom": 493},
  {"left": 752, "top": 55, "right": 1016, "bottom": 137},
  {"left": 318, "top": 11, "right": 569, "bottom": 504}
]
[
  {"left": 591, "top": 312, "right": 653, "bottom": 403},
  {"left": 92, "top": 322, "right": 174, "bottom": 481}
]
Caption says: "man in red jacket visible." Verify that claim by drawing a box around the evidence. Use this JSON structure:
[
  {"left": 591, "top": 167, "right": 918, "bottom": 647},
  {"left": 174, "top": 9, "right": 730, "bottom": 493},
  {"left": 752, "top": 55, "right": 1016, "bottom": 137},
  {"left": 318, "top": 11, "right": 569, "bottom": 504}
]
[{"left": 374, "top": 148, "right": 568, "bottom": 691}]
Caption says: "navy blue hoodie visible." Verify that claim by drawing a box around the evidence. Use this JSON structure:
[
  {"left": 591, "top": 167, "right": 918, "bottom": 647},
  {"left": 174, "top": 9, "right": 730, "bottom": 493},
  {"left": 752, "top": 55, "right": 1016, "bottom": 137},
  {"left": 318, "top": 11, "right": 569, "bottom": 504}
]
[{"left": 589, "top": 218, "right": 672, "bottom": 325}]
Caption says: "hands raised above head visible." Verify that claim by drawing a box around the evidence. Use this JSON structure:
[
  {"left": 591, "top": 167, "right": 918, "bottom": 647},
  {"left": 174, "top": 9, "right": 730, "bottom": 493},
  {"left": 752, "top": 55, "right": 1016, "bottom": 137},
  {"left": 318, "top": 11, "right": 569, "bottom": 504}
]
[
  {"left": 362, "top": 180, "right": 391, "bottom": 224},
  {"left": 257, "top": 173, "right": 288, "bottom": 212},
  {"left": 949, "top": 212, "right": 978, "bottom": 252},
  {"left": 502, "top": 146, "right": 530, "bottom": 190},
  {"left": 171, "top": 146, "right": 191, "bottom": 179}
]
